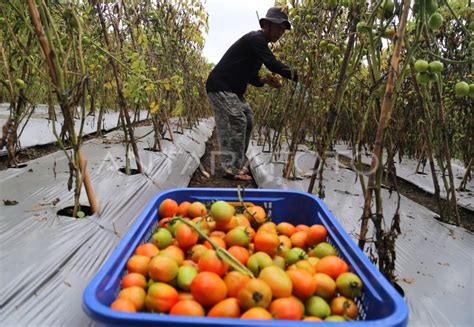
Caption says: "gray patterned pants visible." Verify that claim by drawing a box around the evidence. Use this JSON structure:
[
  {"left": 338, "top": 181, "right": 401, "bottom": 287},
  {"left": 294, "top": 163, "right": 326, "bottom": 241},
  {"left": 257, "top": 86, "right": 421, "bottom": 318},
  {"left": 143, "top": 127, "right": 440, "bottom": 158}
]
[{"left": 207, "top": 91, "right": 253, "bottom": 175}]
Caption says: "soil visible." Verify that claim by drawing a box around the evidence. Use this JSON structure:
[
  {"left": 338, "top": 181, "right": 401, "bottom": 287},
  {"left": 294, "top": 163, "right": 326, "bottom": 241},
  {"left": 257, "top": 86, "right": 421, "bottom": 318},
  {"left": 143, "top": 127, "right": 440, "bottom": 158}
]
[
  {"left": 337, "top": 155, "right": 474, "bottom": 232},
  {"left": 188, "top": 130, "right": 257, "bottom": 189}
]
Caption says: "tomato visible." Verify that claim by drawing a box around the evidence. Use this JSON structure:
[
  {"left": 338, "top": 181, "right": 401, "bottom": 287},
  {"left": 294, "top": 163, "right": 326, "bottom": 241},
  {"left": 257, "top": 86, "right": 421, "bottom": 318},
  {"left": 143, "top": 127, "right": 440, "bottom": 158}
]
[
  {"left": 110, "top": 298, "right": 136, "bottom": 312},
  {"left": 135, "top": 242, "right": 159, "bottom": 257},
  {"left": 269, "top": 297, "right": 303, "bottom": 320},
  {"left": 224, "top": 227, "right": 251, "bottom": 248},
  {"left": 169, "top": 299, "right": 205, "bottom": 316},
  {"left": 175, "top": 223, "right": 199, "bottom": 249},
  {"left": 305, "top": 295, "right": 331, "bottom": 319},
  {"left": 285, "top": 247, "right": 307, "bottom": 266},
  {"left": 121, "top": 272, "right": 147, "bottom": 289},
  {"left": 314, "top": 273, "right": 337, "bottom": 299},
  {"left": 177, "top": 201, "right": 191, "bottom": 217},
  {"left": 237, "top": 279, "right": 272, "bottom": 310},
  {"left": 254, "top": 232, "right": 279, "bottom": 256},
  {"left": 159, "top": 245, "right": 185, "bottom": 265},
  {"left": 290, "top": 230, "right": 307, "bottom": 248},
  {"left": 306, "top": 224, "right": 327, "bottom": 246},
  {"left": 207, "top": 297, "right": 241, "bottom": 318},
  {"left": 126, "top": 255, "right": 150, "bottom": 276},
  {"left": 176, "top": 265, "right": 198, "bottom": 291},
  {"left": 309, "top": 242, "right": 336, "bottom": 258},
  {"left": 145, "top": 282, "right": 178, "bottom": 313},
  {"left": 158, "top": 198, "right": 178, "bottom": 218},
  {"left": 336, "top": 272, "right": 363, "bottom": 298},
  {"left": 287, "top": 268, "right": 317, "bottom": 299},
  {"left": 188, "top": 201, "right": 207, "bottom": 218},
  {"left": 224, "top": 271, "right": 251, "bottom": 298},
  {"left": 189, "top": 244, "right": 208, "bottom": 263},
  {"left": 190, "top": 272, "right": 227, "bottom": 307},
  {"left": 148, "top": 255, "right": 179, "bottom": 283},
  {"left": 118, "top": 286, "right": 146, "bottom": 311},
  {"left": 315, "top": 256, "right": 348, "bottom": 279},
  {"left": 330, "top": 296, "right": 358, "bottom": 319},
  {"left": 227, "top": 246, "right": 250, "bottom": 266},
  {"left": 240, "top": 307, "right": 273, "bottom": 319},
  {"left": 210, "top": 201, "right": 235, "bottom": 223},
  {"left": 198, "top": 249, "right": 229, "bottom": 276},
  {"left": 243, "top": 205, "right": 266, "bottom": 223},
  {"left": 276, "top": 222, "right": 296, "bottom": 237},
  {"left": 151, "top": 228, "right": 173, "bottom": 250},
  {"left": 247, "top": 252, "right": 273, "bottom": 276},
  {"left": 258, "top": 266, "right": 292, "bottom": 298}
]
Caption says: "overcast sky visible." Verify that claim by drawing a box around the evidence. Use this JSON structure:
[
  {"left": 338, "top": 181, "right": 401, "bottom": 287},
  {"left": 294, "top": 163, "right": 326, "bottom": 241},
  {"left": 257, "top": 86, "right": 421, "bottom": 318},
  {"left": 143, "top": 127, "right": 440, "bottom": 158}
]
[{"left": 202, "top": 0, "right": 275, "bottom": 64}]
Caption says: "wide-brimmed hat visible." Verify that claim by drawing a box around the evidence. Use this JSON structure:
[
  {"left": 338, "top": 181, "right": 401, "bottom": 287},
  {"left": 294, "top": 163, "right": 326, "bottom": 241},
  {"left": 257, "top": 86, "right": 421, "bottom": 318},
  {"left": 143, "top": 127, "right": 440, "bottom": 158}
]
[{"left": 259, "top": 7, "right": 291, "bottom": 30}]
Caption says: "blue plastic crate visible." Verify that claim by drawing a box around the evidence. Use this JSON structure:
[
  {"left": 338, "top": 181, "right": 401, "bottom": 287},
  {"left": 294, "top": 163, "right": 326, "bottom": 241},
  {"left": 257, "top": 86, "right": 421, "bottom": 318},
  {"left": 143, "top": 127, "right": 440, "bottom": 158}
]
[{"left": 83, "top": 188, "right": 408, "bottom": 326}]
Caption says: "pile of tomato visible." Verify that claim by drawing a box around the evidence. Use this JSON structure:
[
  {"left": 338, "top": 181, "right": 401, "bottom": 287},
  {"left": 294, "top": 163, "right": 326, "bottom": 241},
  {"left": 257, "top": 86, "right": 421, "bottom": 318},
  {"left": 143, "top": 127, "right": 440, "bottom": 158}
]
[{"left": 109, "top": 198, "right": 364, "bottom": 321}]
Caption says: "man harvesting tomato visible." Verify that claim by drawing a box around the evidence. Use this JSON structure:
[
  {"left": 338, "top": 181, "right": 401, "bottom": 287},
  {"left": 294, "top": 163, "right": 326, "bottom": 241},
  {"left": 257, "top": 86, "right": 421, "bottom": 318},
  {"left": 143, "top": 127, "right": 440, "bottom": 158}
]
[{"left": 206, "top": 7, "right": 299, "bottom": 181}]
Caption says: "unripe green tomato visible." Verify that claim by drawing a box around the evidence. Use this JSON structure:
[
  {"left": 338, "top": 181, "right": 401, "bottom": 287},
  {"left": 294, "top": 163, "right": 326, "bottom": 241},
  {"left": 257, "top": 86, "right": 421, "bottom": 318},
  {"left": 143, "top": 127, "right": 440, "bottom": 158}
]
[
  {"left": 428, "top": 13, "right": 443, "bottom": 31},
  {"left": 428, "top": 61, "right": 443, "bottom": 74},
  {"left": 468, "top": 84, "right": 474, "bottom": 99},
  {"left": 416, "top": 73, "right": 430, "bottom": 85},
  {"left": 15, "top": 79, "right": 26, "bottom": 89},
  {"left": 414, "top": 59, "right": 429, "bottom": 73},
  {"left": 454, "top": 81, "right": 469, "bottom": 97}
]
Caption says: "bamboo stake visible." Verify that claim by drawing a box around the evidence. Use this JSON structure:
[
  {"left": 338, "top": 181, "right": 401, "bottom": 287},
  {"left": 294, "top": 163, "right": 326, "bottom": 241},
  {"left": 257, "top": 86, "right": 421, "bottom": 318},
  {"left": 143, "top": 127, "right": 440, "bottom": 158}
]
[{"left": 358, "top": 0, "right": 411, "bottom": 249}]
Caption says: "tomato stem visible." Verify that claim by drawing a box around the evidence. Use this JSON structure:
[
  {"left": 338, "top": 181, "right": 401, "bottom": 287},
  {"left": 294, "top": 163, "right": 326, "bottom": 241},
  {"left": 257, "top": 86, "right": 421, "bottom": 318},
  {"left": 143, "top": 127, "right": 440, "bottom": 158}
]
[{"left": 168, "top": 216, "right": 255, "bottom": 278}]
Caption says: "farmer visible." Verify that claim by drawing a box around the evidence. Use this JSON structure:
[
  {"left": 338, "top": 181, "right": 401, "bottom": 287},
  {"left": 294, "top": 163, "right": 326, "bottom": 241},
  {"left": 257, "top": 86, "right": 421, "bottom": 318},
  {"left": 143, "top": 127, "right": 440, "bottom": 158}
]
[{"left": 206, "top": 7, "right": 299, "bottom": 181}]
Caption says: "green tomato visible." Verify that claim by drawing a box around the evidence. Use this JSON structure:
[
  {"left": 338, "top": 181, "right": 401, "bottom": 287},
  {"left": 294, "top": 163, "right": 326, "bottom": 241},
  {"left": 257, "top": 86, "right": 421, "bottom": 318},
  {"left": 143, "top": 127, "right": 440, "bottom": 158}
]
[
  {"left": 428, "top": 61, "right": 443, "bottom": 74},
  {"left": 416, "top": 73, "right": 430, "bottom": 85},
  {"left": 428, "top": 13, "right": 443, "bottom": 31},
  {"left": 414, "top": 59, "right": 429, "bottom": 73},
  {"left": 454, "top": 81, "right": 469, "bottom": 97},
  {"left": 469, "top": 84, "right": 474, "bottom": 99}
]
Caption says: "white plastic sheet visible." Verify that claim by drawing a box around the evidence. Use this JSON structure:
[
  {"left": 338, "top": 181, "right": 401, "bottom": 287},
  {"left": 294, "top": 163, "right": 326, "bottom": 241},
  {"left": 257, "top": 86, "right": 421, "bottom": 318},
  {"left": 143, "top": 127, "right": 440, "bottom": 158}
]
[
  {"left": 247, "top": 141, "right": 474, "bottom": 326},
  {"left": 0, "top": 118, "right": 214, "bottom": 326}
]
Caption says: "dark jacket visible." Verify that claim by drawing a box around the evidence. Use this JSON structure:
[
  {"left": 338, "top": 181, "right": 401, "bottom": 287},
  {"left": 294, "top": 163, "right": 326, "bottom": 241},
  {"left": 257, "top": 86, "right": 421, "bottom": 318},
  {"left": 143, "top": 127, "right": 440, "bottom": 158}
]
[{"left": 206, "top": 30, "right": 297, "bottom": 97}]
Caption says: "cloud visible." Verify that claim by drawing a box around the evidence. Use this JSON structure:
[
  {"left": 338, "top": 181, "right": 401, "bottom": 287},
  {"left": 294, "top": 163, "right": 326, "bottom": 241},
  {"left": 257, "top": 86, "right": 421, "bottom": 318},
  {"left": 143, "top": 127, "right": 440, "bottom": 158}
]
[{"left": 202, "top": 0, "right": 274, "bottom": 64}]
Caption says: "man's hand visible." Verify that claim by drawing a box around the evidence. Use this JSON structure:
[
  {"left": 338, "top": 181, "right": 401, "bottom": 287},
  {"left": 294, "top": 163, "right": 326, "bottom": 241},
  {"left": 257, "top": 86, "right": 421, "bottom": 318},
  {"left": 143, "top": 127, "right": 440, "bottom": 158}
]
[{"left": 261, "top": 74, "right": 282, "bottom": 88}]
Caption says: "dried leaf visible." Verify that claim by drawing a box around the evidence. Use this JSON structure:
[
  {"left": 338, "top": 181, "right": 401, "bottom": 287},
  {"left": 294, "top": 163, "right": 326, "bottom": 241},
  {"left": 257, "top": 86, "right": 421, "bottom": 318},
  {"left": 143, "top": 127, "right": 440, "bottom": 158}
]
[{"left": 3, "top": 199, "right": 18, "bottom": 206}]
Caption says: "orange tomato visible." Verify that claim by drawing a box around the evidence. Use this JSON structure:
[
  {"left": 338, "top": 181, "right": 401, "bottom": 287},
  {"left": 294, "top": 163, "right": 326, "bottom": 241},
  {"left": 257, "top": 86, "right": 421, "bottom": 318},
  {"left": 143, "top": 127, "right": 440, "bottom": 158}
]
[
  {"left": 135, "top": 242, "right": 159, "bottom": 257},
  {"left": 110, "top": 298, "right": 136, "bottom": 312},
  {"left": 314, "top": 273, "right": 337, "bottom": 299},
  {"left": 254, "top": 232, "right": 279, "bottom": 256},
  {"left": 290, "top": 230, "right": 307, "bottom": 249},
  {"left": 315, "top": 256, "right": 348, "bottom": 279},
  {"left": 175, "top": 223, "right": 199, "bottom": 249},
  {"left": 203, "top": 235, "right": 227, "bottom": 250},
  {"left": 237, "top": 279, "right": 272, "bottom": 310},
  {"left": 189, "top": 244, "right": 208, "bottom": 263},
  {"left": 258, "top": 266, "right": 293, "bottom": 298},
  {"left": 169, "top": 299, "right": 205, "bottom": 316},
  {"left": 244, "top": 206, "right": 266, "bottom": 223},
  {"left": 306, "top": 224, "right": 328, "bottom": 246},
  {"left": 207, "top": 297, "right": 241, "bottom": 318},
  {"left": 227, "top": 246, "right": 250, "bottom": 266},
  {"left": 287, "top": 268, "right": 317, "bottom": 299},
  {"left": 224, "top": 271, "right": 251, "bottom": 298},
  {"left": 198, "top": 249, "right": 229, "bottom": 277},
  {"left": 240, "top": 307, "right": 273, "bottom": 320},
  {"left": 276, "top": 222, "right": 296, "bottom": 237},
  {"left": 190, "top": 272, "right": 227, "bottom": 307},
  {"left": 294, "top": 224, "right": 309, "bottom": 232},
  {"left": 126, "top": 255, "right": 150, "bottom": 276},
  {"left": 121, "top": 272, "right": 147, "bottom": 289},
  {"left": 145, "top": 282, "right": 178, "bottom": 313},
  {"left": 330, "top": 296, "right": 358, "bottom": 319},
  {"left": 188, "top": 201, "right": 207, "bottom": 218},
  {"left": 118, "top": 286, "right": 146, "bottom": 311},
  {"left": 268, "top": 297, "right": 303, "bottom": 320},
  {"left": 148, "top": 255, "right": 179, "bottom": 282},
  {"left": 177, "top": 201, "right": 191, "bottom": 217},
  {"left": 159, "top": 245, "right": 185, "bottom": 265},
  {"left": 257, "top": 222, "right": 277, "bottom": 234},
  {"left": 158, "top": 199, "right": 179, "bottom": 218}
]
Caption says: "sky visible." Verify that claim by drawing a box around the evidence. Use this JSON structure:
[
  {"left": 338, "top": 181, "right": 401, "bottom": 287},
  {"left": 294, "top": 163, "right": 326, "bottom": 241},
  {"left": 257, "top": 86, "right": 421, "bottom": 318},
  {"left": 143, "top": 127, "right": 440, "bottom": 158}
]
[{"left": 202, "top": 0, "right": 275, "bottom": 64}]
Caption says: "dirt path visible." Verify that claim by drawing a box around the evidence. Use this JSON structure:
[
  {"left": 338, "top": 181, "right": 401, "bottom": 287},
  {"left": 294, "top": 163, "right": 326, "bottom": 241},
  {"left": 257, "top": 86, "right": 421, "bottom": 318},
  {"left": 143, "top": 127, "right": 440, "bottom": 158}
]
[{"left": 188, "top": 130, "right": 257, "bottom": 189}]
